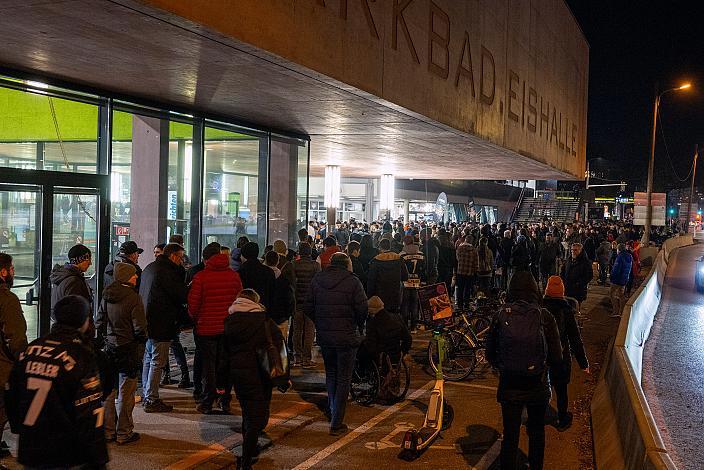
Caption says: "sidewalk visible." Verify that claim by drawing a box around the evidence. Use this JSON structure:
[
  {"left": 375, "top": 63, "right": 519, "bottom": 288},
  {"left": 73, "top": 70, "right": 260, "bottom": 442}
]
[{"left": 0, "top": 277, "right": 622, "bottom": 469}]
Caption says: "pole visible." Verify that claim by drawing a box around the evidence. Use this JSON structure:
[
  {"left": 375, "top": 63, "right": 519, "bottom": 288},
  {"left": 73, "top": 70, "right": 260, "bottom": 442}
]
[
  {"left": 686, "top": 145, "right": 698, "bottom": 233},
  {"left": 643, "top": 92, "right": 660, "bottom": 246}
]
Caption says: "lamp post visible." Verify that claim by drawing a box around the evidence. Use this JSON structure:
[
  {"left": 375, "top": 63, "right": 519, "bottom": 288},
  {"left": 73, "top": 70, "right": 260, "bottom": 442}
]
[{"left": 643, "top": 83, "right": 691, "bottom": 245}]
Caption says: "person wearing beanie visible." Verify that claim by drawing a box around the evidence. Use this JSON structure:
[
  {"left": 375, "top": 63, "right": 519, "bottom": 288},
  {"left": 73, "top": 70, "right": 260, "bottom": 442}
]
[
  {"left": 359, "top": 295, "right": 412, "bottom": 371},
  {"left": 542, "top": 275, "right": 589, "bottom": 431},
  {"left": 367, "top": 238, "right": 409, "bottom": 315},
  {"left": 7, "top": 295, "right": 108, "bottom": 468},
  {"left": 238, "top": 242, "right": 276, "bottom": 312},
  {"left": 96, "top": 262, "right": 147, "bottom": 444},
  {"left": 49, "top": 244, "right": 94, "bottom": 320},
  {"left": 318, "top": 236, "right": 341, "bottom": 270},
  {"left": 104, "top": 240, "right": 144, "bottom": 290},
  {"left": 293, "top": 242, "right": 320, "bottom": 368}
]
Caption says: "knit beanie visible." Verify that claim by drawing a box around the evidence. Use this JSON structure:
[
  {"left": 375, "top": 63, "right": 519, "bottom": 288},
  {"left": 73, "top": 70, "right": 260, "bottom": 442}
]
[
  {"left": 68, "top": 244, "right": 91, "bottom": 264},
  {"left": 368, "top": 295, "right": 384, "bottom": 315},
  {"left": 241, "top": 242, "right": 260, "bottom": 260},
  {"left": 545, "top": 275, "right": 565, "bottom": 298},
  {"left": 114, "top": 262, "right": 136, "bottom": 284},
  {"left": 273, "top": 240, "right": 287, "bottom": 256},
  {"left": 53, "top": 295, "right": 90, "bottom": 328}
]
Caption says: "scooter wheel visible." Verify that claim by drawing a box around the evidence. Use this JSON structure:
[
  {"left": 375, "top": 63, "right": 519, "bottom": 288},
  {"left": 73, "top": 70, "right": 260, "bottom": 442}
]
[{"left": 442, "top": 401, "right": 454, "bottom": 430}]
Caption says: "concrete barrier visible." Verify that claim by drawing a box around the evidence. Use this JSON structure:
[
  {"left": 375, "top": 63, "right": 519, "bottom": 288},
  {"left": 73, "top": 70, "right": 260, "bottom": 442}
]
[{"left": 592, "top": 234, "right": 692, "bottom": 469}]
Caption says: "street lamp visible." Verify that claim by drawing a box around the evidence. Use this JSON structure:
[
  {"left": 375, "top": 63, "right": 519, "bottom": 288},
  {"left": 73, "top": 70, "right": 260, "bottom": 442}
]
[{"left": 643, "top": 82, "right": 692, "bottom": 245}]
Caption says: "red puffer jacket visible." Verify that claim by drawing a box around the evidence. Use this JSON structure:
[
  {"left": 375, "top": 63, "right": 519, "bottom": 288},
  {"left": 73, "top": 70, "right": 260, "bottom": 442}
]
[{"left": 188, "top": 254, "right": 243, "bottom": 336}]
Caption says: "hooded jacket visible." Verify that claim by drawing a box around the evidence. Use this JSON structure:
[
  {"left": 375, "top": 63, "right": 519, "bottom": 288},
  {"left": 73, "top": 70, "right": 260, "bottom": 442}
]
[
  {"left": 363, "top": 308, "right": 412, "bottom": 362},
  {"left": 486, "top": 271, "right": 562, "bottom": 403},
  {"left": 610, "top": 250, "right": 633, "bottom": 286},
  {"left": 188, "top": 253, "right": 243, "bottom": 336},
  {"left": 596, "top": 240, "right": 612, "bottom": 264},
  {"left": 103, "top": 253, "right": 142, "bottom": 289},
  {"left": 560, "top": 250, "right": 593, "bottom": 302},
  {"left": 221, "top": 302, "right": 282, "bottom": 401},
  {"left": 139, "top": 255, "right": 188, "bottom": 341},
  {"left": 367, "top": 251, "right": 409, "bottom": 312},
  {"left": 542, "top": 295, "right": 588, "bottom": 383},
  {"left": 238, "top": 258, "right": 276, "bottom": 311},
  {"left": 293, "top": 255, "right": 320, "bottom": 307},
  {"left": 95, "top": 281, "right": 147, "bottom": 348},
  {"left": 304, "top": 265, "right": 368, "bottom": 348},
  {"left": 229, "top": 247, "right": 243, "bottom": 272},
  {"left": 49, "top": 264, "right": 93, "bottom": 314},
  {"left": 421, "top": 237, "right": 440, "bottom": 281}
]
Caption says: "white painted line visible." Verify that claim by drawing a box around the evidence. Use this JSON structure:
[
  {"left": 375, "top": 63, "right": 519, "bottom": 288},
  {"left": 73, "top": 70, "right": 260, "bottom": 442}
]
[
  {"left": 291, "top": 380, "right": 435, "bottom": 470},
  {"left": 471, "top": 438, "right": 502, "bottom": 470},
  {"left": 445, "top": 382, "right": 498, "bottom": 391}
]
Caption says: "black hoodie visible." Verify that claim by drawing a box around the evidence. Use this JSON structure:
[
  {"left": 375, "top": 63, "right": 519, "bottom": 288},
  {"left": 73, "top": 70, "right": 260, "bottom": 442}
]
[
  {"left": 95, "top": 281, "right": 147, "bottom": 348},
  {"left": 49, "top": 264, "right": 93, "bottom": 314}
]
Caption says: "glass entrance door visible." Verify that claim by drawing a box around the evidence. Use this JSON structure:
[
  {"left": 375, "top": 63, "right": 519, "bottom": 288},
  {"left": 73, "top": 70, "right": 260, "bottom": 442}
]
[{"left": 0, "top": 186, "right": 41, "bottom": 340}]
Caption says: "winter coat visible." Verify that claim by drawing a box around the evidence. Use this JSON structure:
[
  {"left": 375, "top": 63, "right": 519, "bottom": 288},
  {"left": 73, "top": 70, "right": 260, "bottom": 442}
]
[
  {"left": 477, "top": 245, "right": 494, "bottom": 276},
  {"left": 486, "top": 272, "right": 562, "bottom": 403},
  {"left": 363, "top": 308, "right": 412, "bottom": 362},
  {"left": 318, "top": 245, "right": 341, "bottom": 269},
  {"left": 367, "top": 251, "right": 409, "bottom": 312},
  {"left": 610, "top": 250, "right": 633, "bottom": 286},
  {"left": 238, "top": 258, "right": 276, "bottom": 311},
  {"left": 0, "top": 283, "right": 28, "bottom": 386},
  {"left": 103, "top": 253, "right": 142, "bottom": 289},
  {"left": 497, "top": 237, "right": 514, "bottom": 268},
  {"left": 350, "top": 254, "right": 367, "bottom": 285},
  {"left": 421, "top": 238, "right": 440, "bottom": 281},
  {"left": 188, "top": 254, "right": 243, "bottom": 336},
  {"left": 304, "top": 265, "right": 368, "bottom": 348},
  {"left": 542, "top": 296, "right": 588, "bottom": 384},
  {"left": 358, "top": 245, "right": 378, "bottom": 270},
  {"left": 596, "top": 241, "right": 612, "bottom": 264},
  {"left": 510, "top": 240, "right": 531, "bottom": 270},
  {"left": 560, "top": 251, "right": 593, "bottom": 302},
  {"left": 437, "top": 244, "right": 456, "bottom": 282},
  {"left": 583, "top": 236, "right": 597, "bottom": 262},
  {"left": 293, "top": 256, "right": 320, "bottom": 308},
  {"left": 456, "top": 243, "right": 479, "bottom": 276},
  {"left": 49, "top": 264, "right": 93, "bottom": 314},
  {"left": 230, "top": 247, "right": 243, "bottom": 272},
  {"left": 7, "top": 325, "right": 107, "bottom": 468},
  {"left": 539, "top": 241, "right": 560, "bottom": 270},
  {"left": 139, "top": 255, "right": 188, "bottom": 341},
  {"left": 95, "top": 281, "right": 147, "bottom": 348},
  {"left": 222, "top": 301, "right": 280, "bottom": 401},
  {"left": 185, "top": 261, "right": 205, "bottom": 286}
]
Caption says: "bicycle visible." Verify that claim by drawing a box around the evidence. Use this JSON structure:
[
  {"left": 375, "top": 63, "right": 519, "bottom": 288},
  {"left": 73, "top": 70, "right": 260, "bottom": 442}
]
[{"left": 350, "top": 351, "right": 411, "bottom": 405}]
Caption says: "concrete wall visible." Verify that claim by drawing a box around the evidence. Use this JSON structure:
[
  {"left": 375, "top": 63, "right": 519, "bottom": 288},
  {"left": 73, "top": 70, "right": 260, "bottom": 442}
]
[
  {"left": 142, "top": 0, "right": 588, "bottom": 180},
  {"left": 592, "top": 235, "right": 692, "bottom": 469}
]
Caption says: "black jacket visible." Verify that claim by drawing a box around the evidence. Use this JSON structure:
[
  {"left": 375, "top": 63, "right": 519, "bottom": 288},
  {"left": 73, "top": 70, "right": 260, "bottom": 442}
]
[
  {"left": 139, "top": 255, "right": 188, "bottom": 341},
  {"left": 510, "top": 239, "right": 531, "bottom": 270},
  {"left": 363, "top": 308, "right": 412, "bottom": 362},
  {"left": 539, "top": 241, "right": 561, "bottom": 270},
  {"left": 366, "top": 252, "right": 409, "bottom": 312},
  {"left": 421, "top": 238, "right": 440, "bottom": 281},
  {"left": 96, "top": 281, "right": 147, "bottom": 348},
  {"left": 7, "top": 325, "right": 108, "bottom": 467},
  {"left": 221, "top": 311, "right": 282, "bottom": 401},
  {"left": 560, "top": 251, "right": 593, "bottom": 302},
  {"left": 293, "top": 256, "right": 320, "bottom": 307},
  {"left": 49, "top": 264, "right": 93, "bottom": 314},
  {"left": 498, "top": 237, "right": 514, "bottom": 268},
  {"left": 304, "top": 266, "right": 368, "bottom": 348},
  {"left": 542, "top": 296, "right": 589, "bottom": 383},
  {"left": 239, "top": 258, "right": 276, "bottom": 311},
  {"left": 486, "top": 272, "right": 562, "bottom": 403},
  {"left": 104, "top": 253, "right": 142, "bottom": 289}
]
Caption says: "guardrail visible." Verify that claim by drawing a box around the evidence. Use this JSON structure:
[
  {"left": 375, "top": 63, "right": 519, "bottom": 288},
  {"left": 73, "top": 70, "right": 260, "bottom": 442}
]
[{"left": 591, "top": 234, "right": 693, "bottom": 469}]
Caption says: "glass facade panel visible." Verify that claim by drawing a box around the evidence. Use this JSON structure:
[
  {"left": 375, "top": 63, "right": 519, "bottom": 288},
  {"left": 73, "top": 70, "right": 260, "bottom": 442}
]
[
  {"left": 0, "top": 86, "right": 99, "bottom": 173},
  {"left": 167, "top": 121, "right": 194, "bottom": 253},
  {"left": 268, "top": 137, "right": 309, "bottom": 248},
  {"left": 203, "top": 126, "right": 265, "bottom": 250}
]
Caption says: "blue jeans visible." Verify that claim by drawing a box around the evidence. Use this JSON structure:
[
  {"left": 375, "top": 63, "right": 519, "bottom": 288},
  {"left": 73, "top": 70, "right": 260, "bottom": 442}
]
[
  {"left": 320, "top": 346, "right": 357, "bottom": 429},
  {"left": 142, "top": 339, "right": 170, "bottom": 403}
]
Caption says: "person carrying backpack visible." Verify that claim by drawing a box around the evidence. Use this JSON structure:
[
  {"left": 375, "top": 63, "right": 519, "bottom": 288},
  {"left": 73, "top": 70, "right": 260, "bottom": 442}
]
[{"left": 487, "top": 271, "right": 562, "bottom": 470}]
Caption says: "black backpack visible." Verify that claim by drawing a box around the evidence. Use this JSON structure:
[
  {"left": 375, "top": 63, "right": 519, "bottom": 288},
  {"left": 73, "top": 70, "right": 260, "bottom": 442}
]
[{"left": 495, "top": 301, "right": 547, "bottom": 376}]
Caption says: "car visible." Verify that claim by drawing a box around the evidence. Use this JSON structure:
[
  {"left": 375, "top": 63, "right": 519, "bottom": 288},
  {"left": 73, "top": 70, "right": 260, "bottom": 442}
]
[{"left": 695, "top": 256, "right": 704, "bottom": 293}]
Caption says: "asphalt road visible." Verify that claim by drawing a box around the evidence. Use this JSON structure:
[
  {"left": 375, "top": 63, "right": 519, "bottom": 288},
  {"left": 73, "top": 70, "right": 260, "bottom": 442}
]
[{"left": 643, "top": 243, "right": 704, "bottom": 470}]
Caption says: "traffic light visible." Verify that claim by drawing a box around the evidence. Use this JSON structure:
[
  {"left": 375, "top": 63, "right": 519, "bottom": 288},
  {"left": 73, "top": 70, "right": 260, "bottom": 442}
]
[{"left": 669, "top": 207, "right": 676, "bottom": 215}]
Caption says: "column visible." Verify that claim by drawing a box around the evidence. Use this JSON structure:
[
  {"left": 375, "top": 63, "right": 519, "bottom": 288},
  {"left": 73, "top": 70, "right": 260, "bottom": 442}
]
[
  {"left": 403, "top": 199, "right": 410, "bottom": 224},
  {"left": 129, "top": 115, "right": 168, "bottom": 269},
  {"left": 380, "top": 174, "right": 395, "bottom": 221},
  {"left": 324, "top": 165, "right": 340, "bottom": 224}
]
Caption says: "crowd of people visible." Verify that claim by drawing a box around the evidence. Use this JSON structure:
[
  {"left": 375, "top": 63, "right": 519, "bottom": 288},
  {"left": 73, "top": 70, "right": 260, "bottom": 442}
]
[{"left": 0, "top": 216, "right": 679, "bottom": 469}]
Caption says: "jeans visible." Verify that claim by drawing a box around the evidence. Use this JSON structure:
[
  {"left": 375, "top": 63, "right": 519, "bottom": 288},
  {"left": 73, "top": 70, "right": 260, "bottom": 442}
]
[
  {"left": 293, "top": 308, "right": 315, "bottom": 363},
  {"left": 104, "top": 374, "right": 137, "bottom": 441},
  {"left": 500, "top": 400, "right": 548, "bottom": 470},
  {"left": 162, "top": 333, "right": 189, "bottom": 381},
  {"left": 239, "top": 398, "right": 271, "bottom": 468},
  {"left": 610, "top": 283, "right": 626, "bottom": 316},
  {"left": 195, "top": 334, "right": 226, "bottom": 408},
  {"left": 455, "top": 274, "right": 474, "bottom": 308},
  {"left": 400, "top": 287, "right": 419, "bottom": 329},
  {"left": 598, "top": 261, "right": 609, "bottom": 284},
  {"left": 320, "top": 346, "right": 357, "bottom": 429},
  {"left": 142, "top": 339, "right": 170, "bottom": 403}
]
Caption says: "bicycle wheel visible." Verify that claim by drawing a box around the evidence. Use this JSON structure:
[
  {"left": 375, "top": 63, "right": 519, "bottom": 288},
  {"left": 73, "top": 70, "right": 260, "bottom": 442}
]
[
  {"left": 350, "top": 360, "right": 379, "bottom": 405},
  {"left": 470, "top": 315, "right": 492, "bottom": 338},
  {"left": 427, "top": 329, "right": 477, "bottom": 381},
  {"left": 387, "top": 358, "right": 411, "bottom": 402},
  {"left": 442, "top": 400, "right": 454, "bottom": 430}
]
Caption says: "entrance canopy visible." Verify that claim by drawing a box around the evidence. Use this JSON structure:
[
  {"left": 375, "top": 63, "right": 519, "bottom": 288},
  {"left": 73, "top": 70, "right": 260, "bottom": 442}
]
[{"left": 0, "top": 0, "right": 587, "bottom": 180}]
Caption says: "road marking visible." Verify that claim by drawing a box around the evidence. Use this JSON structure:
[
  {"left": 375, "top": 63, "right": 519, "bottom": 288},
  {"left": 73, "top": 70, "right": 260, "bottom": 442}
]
[
  {"left": 292, "top": 380, "right": 435, "bottom": 470},
  {"left": 364, "top": 421, "right": 414, "bottom": 450},
  {"left": 445, "top": 382, "right": 497, "bottom": 391},
  {"left": 471, "top": 438, "right": 502, "bottom": 470}
]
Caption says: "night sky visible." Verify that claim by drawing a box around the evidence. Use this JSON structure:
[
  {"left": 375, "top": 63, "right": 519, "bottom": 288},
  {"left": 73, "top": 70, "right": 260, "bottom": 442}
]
[{"left": 565, "top": 0, "right": 704, "bottom": 192}]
